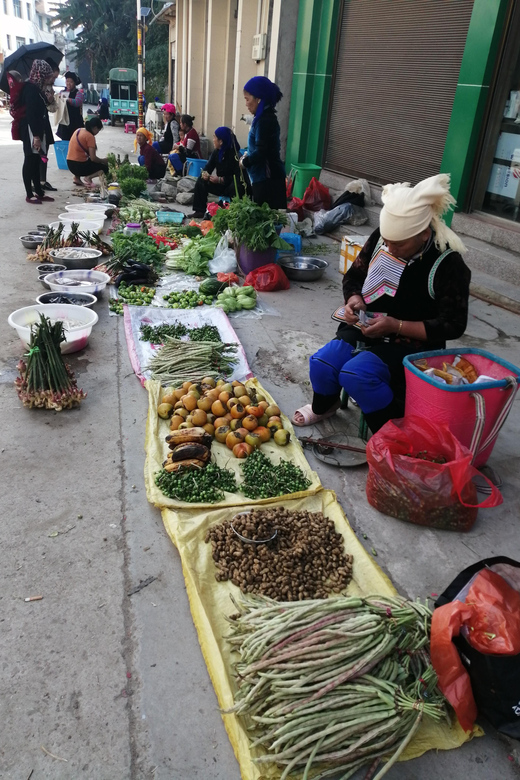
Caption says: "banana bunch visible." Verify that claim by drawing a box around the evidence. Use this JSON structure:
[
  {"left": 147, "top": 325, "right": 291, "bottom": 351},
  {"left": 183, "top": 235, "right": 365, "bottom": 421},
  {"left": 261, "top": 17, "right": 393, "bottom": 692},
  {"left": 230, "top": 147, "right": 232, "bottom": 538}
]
[{"left": 163, "top": 427, "right": 213, "bottom": 472}]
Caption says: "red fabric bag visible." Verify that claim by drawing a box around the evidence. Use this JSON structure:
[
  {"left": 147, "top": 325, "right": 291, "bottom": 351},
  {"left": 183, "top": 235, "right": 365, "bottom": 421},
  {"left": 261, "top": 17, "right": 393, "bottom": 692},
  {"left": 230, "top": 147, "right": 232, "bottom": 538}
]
[
  {"left": 366, "top": 416, "right": 502, "bottom": 531},
  {"left": 244, "top": 264, "right": 290, "bottom": 292},
  {"left": 301, "top": 177, "right": 332, "bottom": 212}
]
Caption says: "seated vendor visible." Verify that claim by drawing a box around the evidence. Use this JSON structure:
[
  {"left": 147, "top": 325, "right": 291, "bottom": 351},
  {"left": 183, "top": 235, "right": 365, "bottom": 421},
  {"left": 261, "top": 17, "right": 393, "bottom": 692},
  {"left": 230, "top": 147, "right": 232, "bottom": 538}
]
[
  {"left": 66, "top": 116, "right": 109, "bottom": 187},
  {"left": 292, "top": 174, "right": 471, "bottom": 434},
  {"left": 152, "top": 103, "right": 179, "bottom": 154},
  {"left": 168, "top": 114, "right": 201, "bottom": 173},
  {"left": 135, "top": 127, "right": 167, "bottom": 180},
  {"left": 190, "top": 127, "right": 244, "bottom": 218}
]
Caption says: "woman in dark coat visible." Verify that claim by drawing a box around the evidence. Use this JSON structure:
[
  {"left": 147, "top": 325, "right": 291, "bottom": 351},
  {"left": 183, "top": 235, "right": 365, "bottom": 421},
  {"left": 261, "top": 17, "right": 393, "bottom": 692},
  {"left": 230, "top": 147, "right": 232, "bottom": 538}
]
[
  {"left": 191, "top": 127, "right": 243, "bottom": 217},
  {"left": 57, "top": 71, "right": 84, "bottom": 141},
  {"left": 19, "top": 59, "right": 55, "bottom": 204},
  {"left": 241, "top": 76, "right": 286, "bottom": 209}
]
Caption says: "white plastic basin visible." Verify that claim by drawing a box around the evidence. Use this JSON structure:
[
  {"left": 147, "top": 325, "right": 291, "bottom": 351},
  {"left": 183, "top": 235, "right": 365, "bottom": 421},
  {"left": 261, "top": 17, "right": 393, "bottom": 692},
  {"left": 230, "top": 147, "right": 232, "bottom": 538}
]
[
  {"left": 8, "top": 304, "right": 99, "bottom": 353},
  {"left": 49, "top": 219, "right": 104, "bottom": 235},
  {"left": 59, "top": 211, "right": 107, "bottom": 223},
  {"left": 64, "top": 203, "right": 110, "bottom": 213},
  {"left": 44, "top": 269, "right": 111, "bottom": 295}
]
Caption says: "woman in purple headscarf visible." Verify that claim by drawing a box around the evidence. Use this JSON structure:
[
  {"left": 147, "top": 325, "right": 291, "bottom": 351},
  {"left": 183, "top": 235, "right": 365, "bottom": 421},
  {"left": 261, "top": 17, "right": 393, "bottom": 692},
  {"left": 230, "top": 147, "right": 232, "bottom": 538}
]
[
  {"left": 241, "top": 76, "right": 286, "bottom": 209},
  {"left": 190, "top": 126, "right": 244, "bottom": 217}
]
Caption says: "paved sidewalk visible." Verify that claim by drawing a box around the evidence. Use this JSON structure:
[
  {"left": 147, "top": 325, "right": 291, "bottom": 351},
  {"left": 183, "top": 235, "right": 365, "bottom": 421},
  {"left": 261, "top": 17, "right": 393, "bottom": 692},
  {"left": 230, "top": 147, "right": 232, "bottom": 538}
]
[{"left": 1, "top": 114, "right": 519, "bottom": 779}]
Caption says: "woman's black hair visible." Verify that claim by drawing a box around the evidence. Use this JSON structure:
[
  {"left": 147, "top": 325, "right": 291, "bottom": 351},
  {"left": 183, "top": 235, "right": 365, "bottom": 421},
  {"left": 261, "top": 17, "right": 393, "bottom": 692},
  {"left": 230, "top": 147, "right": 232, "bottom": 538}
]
[
  {"left": 180, "top": 114, "right": 195, "bottom": 127},
  {"left": 65, "top": 71, "right": 81, "bottom": 86},
  {"left": 85, "top": 116, "right": 103, "bottom": 132}
]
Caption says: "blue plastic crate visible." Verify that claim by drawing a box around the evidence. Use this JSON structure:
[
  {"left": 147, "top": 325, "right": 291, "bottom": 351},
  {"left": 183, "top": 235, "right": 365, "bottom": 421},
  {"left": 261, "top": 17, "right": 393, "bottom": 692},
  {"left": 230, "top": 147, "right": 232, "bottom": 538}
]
[
  {"left": 53, "top": 140, "right": 69, "bottom": 171},
  {"left": 276, "top": 232, "right": 302, "bottom": 260},
  {"left": 157, "top": 210, "right": 185, "bottom": 224}
]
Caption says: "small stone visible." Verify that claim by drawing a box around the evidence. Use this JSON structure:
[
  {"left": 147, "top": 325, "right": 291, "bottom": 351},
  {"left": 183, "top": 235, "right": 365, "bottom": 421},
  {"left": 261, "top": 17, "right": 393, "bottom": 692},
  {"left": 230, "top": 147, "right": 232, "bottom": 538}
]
[{"left": 77, "top": 514, "right": 83, "bottom": 519}]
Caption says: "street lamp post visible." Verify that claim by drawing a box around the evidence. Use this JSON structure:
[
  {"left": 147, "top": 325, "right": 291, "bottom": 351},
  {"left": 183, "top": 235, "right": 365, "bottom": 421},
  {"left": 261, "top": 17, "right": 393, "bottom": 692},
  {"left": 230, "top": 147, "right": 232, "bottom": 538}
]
[{"left": 137, "top": 0, "right": 144, "bottom": 127}]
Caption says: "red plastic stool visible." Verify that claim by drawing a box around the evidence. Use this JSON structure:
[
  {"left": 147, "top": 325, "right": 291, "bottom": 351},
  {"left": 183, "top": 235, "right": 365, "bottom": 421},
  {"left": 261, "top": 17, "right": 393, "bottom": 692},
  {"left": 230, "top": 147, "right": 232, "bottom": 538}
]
[{"left": 124, "top": 122, "right": 137, "bottom": 134}]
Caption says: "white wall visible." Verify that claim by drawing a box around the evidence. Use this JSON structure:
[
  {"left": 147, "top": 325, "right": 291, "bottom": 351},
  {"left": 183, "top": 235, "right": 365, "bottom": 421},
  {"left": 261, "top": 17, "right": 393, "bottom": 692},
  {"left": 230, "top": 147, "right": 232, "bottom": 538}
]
[{"left": 1, "top": 0, "right": 55, "bottom": 62}]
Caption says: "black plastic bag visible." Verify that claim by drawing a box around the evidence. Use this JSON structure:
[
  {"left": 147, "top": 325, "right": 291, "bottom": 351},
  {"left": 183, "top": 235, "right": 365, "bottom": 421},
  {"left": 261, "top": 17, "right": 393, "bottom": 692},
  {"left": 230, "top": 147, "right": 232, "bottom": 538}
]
[{"left": 435, "top": 557, "right": 520, "bottom": 738}]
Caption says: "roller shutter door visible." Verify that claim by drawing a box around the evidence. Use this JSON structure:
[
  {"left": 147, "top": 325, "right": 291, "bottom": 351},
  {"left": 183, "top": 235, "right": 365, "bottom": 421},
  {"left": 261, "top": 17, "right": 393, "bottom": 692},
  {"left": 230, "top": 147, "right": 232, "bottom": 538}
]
[{"left": 324, "top": 0, "right": 474, "bottom": 185}]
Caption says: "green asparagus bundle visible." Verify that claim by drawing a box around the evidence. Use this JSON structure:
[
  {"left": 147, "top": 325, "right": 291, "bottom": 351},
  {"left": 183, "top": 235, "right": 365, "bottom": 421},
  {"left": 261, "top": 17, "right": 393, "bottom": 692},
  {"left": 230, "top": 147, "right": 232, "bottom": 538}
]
[{"left": 146, "top": 337, "right": 238, "bottom": 386}]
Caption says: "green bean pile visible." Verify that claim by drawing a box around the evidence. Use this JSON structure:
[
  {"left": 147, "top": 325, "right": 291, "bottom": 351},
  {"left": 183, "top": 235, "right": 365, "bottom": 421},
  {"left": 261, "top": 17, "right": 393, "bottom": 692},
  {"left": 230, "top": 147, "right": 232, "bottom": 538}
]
[
  {"left": 240, "top": 449, "right": 312, "bottom": 499},
  {"left": 226, "top": 594, "right": 448, "bottom": 780},
  {"left": 140, "top": 323, "right": 221, "bottom": 345},
  {"left": 155, "top": 462, "right": 238, "bottom": 503},
  {"left": 146, "top": 337, "right": 238, "bottom": 386}
]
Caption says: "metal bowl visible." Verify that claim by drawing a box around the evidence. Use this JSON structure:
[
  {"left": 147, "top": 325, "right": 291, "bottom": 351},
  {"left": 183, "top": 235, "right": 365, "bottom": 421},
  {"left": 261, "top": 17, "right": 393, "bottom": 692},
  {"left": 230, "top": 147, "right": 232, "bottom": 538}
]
[
  {"left": 20, "top": 234, "right": 44, "bottom": 249},
  {"left": 38, "top": 274, "right": 52, "bottom": 290},
  {"left": 278, "top": 255, "right": 329, "bottom": 281},
  {"left": 28, "top": 230, "right": 47, "bottom": 237},
  {"left": 37, "top": 263, "right": 67, "bottom": 275},
  {"left": 36, "top": 291, "right": 97, "bottom": 307},
  {"left": 48, "top": 248, "right": 103, "bottom": 270}
]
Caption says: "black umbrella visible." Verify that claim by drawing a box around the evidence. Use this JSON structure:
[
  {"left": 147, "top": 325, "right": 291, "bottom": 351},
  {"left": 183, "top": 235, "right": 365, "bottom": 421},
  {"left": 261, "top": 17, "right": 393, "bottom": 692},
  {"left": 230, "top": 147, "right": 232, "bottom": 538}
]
[{"left": 0, "top": 42, "right": 64, "bottom": 93}]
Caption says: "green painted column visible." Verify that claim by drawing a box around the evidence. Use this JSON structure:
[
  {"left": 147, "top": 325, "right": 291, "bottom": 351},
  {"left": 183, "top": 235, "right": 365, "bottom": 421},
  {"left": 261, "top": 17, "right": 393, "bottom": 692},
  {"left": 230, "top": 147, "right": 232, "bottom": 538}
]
[
  {"left": 440, "top": 0, "right": 510, "bottom": 218},
  {"left": 285, "top": 0, "right": 342, "bottom": 171}
]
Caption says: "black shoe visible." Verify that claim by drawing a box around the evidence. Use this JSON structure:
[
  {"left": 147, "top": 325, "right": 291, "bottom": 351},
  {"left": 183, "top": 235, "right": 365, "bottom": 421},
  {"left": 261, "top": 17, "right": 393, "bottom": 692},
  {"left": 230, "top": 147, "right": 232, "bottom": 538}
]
[
  {"left": 189, "top": 211, "right": 205, "bottom": 218},
  {"left": 43, "top": 182, "right": 57, "bottom": 191}
]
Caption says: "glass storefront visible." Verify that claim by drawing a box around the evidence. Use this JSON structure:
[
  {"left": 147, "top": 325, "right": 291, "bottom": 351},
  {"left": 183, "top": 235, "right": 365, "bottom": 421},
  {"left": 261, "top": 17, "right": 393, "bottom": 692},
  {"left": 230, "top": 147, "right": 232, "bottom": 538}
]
[{"left": 482, "top": 49, "right": 520, "bottom": 222}]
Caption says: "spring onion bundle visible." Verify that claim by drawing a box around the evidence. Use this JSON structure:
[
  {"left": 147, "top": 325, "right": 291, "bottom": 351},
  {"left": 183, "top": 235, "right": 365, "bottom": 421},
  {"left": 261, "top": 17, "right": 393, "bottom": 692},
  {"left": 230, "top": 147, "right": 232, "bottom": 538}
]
[
  {"left": 226, "top": 594, "right": 448, "bottom": 780},
  {"left": 146, "top": 337, "right": 238, "bottom": 385},
  {"left": 15, "top": 315, "right": 87, "bottom": 411}
]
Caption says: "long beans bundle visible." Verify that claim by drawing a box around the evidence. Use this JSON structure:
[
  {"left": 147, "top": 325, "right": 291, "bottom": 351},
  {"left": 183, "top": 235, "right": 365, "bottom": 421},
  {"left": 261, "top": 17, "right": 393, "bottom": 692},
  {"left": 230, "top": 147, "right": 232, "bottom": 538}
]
[
  {"left": 15, "top": 315, "right": 87, "bottom": 410},
  {"left": 147, "top": 337, "right": 238, "bottom": 385},
  {"left": 225, "top": 594, "right": 449, "bottom": 780}
]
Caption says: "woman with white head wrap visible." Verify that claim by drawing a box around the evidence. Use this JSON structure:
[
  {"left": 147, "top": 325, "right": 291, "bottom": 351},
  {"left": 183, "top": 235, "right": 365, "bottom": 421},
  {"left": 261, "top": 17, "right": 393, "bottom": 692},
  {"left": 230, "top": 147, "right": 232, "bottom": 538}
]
[{"left": 293, "top": 173, "right": 471, "bottom": 433}]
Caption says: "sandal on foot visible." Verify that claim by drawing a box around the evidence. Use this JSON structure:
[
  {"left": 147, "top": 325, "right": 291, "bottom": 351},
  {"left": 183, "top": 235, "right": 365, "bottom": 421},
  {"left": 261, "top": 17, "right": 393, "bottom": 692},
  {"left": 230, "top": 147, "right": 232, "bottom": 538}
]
[
  {"left": 26, "top": 196, "right": 42, "bottom": 204},
  {"left": 39, "top": 195, "right": 55, "bottom": 202},
  {"left": 72, "top": 179, "right": 84, "bottom": 186},
  {"left": 292, "top": 402, "right": 340, "bottom": 427}
]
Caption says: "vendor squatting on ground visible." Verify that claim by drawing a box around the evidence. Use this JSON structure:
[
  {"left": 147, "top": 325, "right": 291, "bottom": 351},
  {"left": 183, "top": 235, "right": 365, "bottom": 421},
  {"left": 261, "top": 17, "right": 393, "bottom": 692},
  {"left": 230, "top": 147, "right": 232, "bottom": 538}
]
[{"left": 293, "top": 173, "right": 471, "bottom": 434}]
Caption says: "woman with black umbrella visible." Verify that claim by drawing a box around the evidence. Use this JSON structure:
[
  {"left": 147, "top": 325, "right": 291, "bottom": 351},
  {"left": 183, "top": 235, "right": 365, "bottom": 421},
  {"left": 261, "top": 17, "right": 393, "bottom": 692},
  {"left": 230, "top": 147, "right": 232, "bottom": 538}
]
[{"left": 18, "top": 59, "right": 55, "bottom": 204}]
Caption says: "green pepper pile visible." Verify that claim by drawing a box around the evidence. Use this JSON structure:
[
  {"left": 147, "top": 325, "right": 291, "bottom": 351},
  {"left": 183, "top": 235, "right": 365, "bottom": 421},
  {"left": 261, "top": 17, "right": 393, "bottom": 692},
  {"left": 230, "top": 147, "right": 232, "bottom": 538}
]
[
  {"left": 155, "top": 462, "right": 238, "bottom": 503},
  {"left": 215, "top": 285, "right": 257, "bottom": 314},
  {"left": 110, "top": 282, "right": 156, "bottom": 314},
  {"left": 240, "top": 450, "right": 311, "bottom": 500},
  {"left": 162, "top": 290, "right": 214, "bottom": 309}
]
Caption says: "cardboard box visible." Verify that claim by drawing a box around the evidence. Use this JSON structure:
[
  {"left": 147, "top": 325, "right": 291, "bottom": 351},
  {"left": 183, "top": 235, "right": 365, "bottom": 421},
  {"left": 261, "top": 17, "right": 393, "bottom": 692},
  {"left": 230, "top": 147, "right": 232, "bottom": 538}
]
[{"left": 339, "top": 235, "right": 364, "bottom": 274}]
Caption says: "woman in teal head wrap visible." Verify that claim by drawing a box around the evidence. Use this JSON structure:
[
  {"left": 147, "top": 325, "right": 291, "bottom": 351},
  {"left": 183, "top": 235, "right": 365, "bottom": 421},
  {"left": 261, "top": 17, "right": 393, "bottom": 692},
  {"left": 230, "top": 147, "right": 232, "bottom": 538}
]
[
  {"left": 241, "top": 76, "right": 286, "bottom": 209},
  {"left": 190, "top": 126, "right": 244, "bottom": 217}
]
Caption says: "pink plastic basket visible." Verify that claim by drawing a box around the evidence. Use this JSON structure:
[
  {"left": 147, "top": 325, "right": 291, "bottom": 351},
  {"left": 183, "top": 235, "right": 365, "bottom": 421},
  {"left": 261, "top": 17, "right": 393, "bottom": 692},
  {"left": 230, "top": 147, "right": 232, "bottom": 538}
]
[{"left": 404, "top": 348, "right": 519, "bottom": 468}]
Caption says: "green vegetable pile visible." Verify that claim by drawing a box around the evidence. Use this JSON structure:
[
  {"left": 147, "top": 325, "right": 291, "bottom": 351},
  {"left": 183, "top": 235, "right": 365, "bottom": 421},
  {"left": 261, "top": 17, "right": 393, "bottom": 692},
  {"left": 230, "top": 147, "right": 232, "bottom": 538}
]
[
  {"left": 120, "top": 178, "right": 148, "bottom": 199},
  {"left": 140, "top": 323, "right": 221, "bottom": 344},
  {"left": 227, "top": 594, "right": 448, "bottom": 780},
  {"left": 165, "top": 233, "right": 219, "bottom": 275},
  {"left": 162, "top": 290, "right": 214, "bottom": 308},
  {"left": 147, "top": 338, "right": 238, "bottom": 385},
  {"left": 212, "top": 196, "right": 290, "bottom": 252},
  {"left": 216, "top": 285, "right": 256, "bottom": 313},
  {"left": 155, "top": 462, "right": 238, "bottom": 503},
  {"left": 240, "top": 449, "right": 311, "bottom": 499},
  {"left": 112, "top": 232, "right": 167, "bottom": 269},
  {"left": 109, "top": 284, "right": 156, "bottom": 314},
  {"left": 119, "top": 199, "right": 159, "bottom": 223}
]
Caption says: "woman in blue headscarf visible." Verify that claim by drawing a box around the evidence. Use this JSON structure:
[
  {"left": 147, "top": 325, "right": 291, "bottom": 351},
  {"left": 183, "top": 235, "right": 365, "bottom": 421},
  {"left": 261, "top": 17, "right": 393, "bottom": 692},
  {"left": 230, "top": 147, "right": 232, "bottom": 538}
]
[
  {"left": 190, "top": 126, "right": 244, "bottom": 217},
  {"left": 241, "top": 76, "right": 286, "bottom": 209}
]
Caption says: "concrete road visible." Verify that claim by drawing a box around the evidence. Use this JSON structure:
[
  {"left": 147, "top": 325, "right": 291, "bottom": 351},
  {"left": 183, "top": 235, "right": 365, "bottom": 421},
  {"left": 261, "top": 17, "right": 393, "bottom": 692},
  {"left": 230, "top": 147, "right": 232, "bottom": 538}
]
[{"left": 0, "top": 115, "right": 519, "bottom": 779}]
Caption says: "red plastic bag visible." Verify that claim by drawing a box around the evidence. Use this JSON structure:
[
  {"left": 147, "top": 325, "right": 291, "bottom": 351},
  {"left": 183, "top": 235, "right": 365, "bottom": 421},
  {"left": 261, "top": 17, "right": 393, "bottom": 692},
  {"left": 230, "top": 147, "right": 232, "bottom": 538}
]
[
  {"left": 366, "top": 416, "right": 502, "bottom": 531},
  {"left": 244, "top": 264, "right": 290, "bottom": 292},
  {"left": 287, "top": 196, "right": 304, "bottom": 221},
  {"left": 301, "top": 177, "right": 332, "bottom": 212},
  {"left": 217, "top": 272, "right": 240, "bottom": 285},
  {"left": 431, "top": 569, "right": 520, "bottom": 732}
]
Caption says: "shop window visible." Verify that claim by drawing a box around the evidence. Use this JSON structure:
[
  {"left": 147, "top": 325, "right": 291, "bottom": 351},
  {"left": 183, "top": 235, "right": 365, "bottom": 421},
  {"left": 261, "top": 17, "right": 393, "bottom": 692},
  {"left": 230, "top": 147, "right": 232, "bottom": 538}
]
[
  {"left": 26, "top": 1, "right": 30, "bottom": 18},
  {"left": 46, "top": 16, "right": 50, "bottom": 30},
  {"left": 16, "top": 36, "right": 25, "bottom": 47},
  {"left": 29, "top": 37, "right": 33, "bottom": 43},
  {"left": 6, "top": 34, "right": 11, "bottom": 49},
  {"left": 3, "top": 0, "right": 8, "bottom": 14},
  {"left": 12, "top": 0, "right": 20, "bottom": 16},
  {"left": 37, "top": 11, "right": 42, "bottom": 28}
]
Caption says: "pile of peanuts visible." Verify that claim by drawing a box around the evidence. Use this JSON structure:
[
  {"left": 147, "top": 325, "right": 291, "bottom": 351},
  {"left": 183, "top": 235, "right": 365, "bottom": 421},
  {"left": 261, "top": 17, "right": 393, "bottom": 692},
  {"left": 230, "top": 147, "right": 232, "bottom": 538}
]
[{"left": 204, "top": 507, "right": 353, "bottom": 601}]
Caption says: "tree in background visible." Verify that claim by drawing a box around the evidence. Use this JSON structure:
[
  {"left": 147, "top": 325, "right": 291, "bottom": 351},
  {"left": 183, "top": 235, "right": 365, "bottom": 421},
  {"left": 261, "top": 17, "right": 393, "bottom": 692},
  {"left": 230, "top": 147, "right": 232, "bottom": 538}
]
[{"left": 51, "top": 0, "right": 168, "bottom": 95}]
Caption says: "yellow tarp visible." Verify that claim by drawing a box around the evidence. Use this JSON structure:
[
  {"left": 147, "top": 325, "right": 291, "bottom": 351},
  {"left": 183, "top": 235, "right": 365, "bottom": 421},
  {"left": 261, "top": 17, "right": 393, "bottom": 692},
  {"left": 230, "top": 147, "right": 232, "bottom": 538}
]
[
  {"left": 145, "top": 378, "right": 321, "bottom": 510},
  {"left": 161, "top": 490, "right": 478, "bottom": 780}
]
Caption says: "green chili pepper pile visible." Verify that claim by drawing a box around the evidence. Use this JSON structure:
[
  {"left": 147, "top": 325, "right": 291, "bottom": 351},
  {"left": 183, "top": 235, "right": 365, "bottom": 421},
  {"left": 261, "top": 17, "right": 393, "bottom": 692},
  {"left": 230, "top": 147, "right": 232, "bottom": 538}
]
[
  {"left": 162, "top": 290, "right": 215, "bottom": 309},
  {"left": 240, "top": 449, "right": 312, "bottom": 500},
  {"left": 139, "top": 323, "right": 221, "bottom": 344},
  {"left": 155, "top": 462, "right": 238, "bottom": 503}
]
